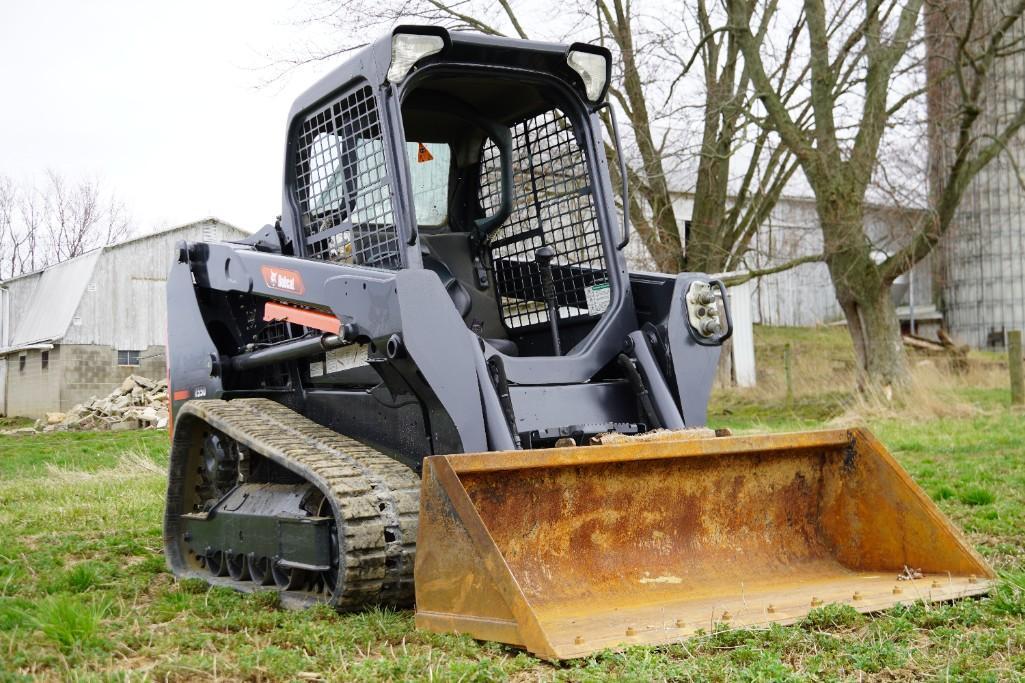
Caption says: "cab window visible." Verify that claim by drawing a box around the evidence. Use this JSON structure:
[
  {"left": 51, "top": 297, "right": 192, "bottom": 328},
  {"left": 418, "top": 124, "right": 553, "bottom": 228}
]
[{"left": 405, "top": 142, "right": 450, "bottom": 227}]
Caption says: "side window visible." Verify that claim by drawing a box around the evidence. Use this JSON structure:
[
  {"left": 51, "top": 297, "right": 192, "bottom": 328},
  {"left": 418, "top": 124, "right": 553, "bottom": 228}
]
[
  {"left": 405, "top": 142, "right": 450, "bottom": 227},
  {"left": 294, "top": 85, "right": 399, "bottom": 269},
  {"left": 118, "top": 349, "right": 141, "bottom": 367}
]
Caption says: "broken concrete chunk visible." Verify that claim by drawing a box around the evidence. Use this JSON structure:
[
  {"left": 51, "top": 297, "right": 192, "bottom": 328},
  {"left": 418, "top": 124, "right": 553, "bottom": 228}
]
[{"left": 18, "top": 375, "right": 171, "bottom": 434}]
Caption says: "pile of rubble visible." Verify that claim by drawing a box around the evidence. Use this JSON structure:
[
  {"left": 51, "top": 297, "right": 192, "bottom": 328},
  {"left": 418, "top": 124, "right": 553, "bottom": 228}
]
[{"left": 36, "top": 375, "right": 170, "bottom": 432}]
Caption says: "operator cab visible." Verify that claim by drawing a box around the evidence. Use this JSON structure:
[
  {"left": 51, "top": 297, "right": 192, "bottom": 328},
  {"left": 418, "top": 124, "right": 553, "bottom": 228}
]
[
  {"left": 286, "top": 28, "right": 631, "bottom": 364},
  {"left": 399, "top": 73, "right": 615, "bottom": 357}
]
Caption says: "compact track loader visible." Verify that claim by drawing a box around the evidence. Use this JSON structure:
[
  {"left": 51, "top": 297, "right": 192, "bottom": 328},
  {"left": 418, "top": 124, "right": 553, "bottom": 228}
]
[{"left": 164, "top": 26, "right": 994, "bottom": 659}]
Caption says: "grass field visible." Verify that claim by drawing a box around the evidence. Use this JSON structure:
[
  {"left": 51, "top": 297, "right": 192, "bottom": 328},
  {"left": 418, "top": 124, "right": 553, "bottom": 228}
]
[{"left": 1, "top": 326, "right": 1024, "bottom": 681}]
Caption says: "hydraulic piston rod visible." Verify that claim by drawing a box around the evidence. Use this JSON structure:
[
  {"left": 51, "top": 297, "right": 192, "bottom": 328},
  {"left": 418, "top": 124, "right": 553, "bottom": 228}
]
[{"left": 231, "top": 333, "right": 348, "bottom": 372}]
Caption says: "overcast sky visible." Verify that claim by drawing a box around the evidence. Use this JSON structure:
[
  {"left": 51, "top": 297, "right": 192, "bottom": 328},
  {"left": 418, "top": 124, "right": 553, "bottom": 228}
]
[{"left": 0, "top": 1, "right": 344, "bottom": 235}]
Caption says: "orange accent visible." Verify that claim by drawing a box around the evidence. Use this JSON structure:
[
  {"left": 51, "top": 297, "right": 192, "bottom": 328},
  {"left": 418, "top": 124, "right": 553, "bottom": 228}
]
[
  {"left": 417, "top": 142, "right": 434, "bottom": 162},
  {"left": 172, "top": 389, "right": 191, "bottom": 402},
  {"left": 264, "top": 301, "right": 341, "bottom": 335},
  {"left": 260, "top": 265, "right": 306, "bottom": 295}
]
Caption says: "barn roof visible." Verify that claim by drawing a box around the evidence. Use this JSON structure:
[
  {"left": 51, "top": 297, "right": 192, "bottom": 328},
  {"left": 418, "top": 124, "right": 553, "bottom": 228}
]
[
  {"left": 4, "top": 250, "right": 102, "bottom": 351},
  {"left": 0, "top": 217, "right": 247, "bottom": 355}
]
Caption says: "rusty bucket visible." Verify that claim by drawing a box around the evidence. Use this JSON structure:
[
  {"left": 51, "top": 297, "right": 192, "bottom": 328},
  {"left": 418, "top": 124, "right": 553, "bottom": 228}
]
[{"left": 414, "top": 428, "right": 994, "bottom": 659}]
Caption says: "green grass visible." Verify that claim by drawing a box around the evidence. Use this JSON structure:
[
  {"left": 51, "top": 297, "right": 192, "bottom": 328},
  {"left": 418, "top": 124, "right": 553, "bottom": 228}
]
[
  {"left": 0, "top": 429, "right": 167, "bottom": 479},
  {"left": 2, "top": 331, "right": 1024, "bottom": 680}
]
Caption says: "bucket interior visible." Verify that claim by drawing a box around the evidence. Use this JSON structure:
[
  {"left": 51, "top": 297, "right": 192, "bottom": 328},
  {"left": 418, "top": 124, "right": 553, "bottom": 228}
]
[{"left": 415, "top": 430, "right": 993, "bottom": 658}]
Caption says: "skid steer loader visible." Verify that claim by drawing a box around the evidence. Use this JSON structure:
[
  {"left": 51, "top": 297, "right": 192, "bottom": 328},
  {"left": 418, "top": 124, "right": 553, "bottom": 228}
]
[{"left": 164, "top": 26, "right": 994, "bottom": 659}]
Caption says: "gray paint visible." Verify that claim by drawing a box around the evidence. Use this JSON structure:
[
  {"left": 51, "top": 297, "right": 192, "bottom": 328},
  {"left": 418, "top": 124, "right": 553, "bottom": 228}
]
[
  {"left": 668, "top": 275, "right": 722, "bottom": 427},
  {"left": 165, "top": 34, "right": 727, "bottom": 459},
  {"left": 508, "top": 382, "right": 635, "bottom": 433},
  {"left": 396, "top": 269, "right": 489, "bottom": 452},
  {"left": 628, "top": 330, "right": 685, "bottom": 429}
]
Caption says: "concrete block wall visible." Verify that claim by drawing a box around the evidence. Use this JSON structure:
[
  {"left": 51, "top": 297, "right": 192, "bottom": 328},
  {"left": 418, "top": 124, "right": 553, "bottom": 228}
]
[
  {"left": 3, "top": 347, "right": 62, "bottom": 418},
  {"left": 59, "top": 344, "right": 166, "bottom": 411}
]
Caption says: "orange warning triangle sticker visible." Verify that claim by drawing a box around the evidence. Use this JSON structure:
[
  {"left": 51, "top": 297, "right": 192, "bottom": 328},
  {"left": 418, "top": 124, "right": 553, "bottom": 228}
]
[{"left": 417, "top": 142, "right": 434, "bottom": 163}]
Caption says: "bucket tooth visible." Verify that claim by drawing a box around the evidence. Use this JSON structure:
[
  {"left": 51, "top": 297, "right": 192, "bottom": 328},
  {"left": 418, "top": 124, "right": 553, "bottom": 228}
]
[{"left": 414, "top": 428, "right": 995, "bottom": 659}]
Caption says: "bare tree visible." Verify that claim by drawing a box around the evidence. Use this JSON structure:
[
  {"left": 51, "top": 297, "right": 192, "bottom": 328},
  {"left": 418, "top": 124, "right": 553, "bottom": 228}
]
[
  {"left": 287, "top": 0, "right": 807, "bottom": 277},
  {"left": 727, "top": 0, "right": 1025, "bottom": 389},
  {"left": 0, "top": 172, "right": 131, "bottom": 280}
]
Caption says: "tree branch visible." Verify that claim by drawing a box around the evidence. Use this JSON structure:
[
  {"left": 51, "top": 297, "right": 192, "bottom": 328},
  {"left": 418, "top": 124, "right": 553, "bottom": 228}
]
[{"left": 719, "top": 253, "right": 825, "bottom": 286}]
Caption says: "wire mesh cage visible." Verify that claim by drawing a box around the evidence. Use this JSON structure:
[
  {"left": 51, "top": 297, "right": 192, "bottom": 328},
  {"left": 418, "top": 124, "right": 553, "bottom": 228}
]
[
  {"left": 479, "top": 108, "right": 609, "bottom": 330},
  {"left": 293, "top": 84, "right": 401, "bottom": 269}
]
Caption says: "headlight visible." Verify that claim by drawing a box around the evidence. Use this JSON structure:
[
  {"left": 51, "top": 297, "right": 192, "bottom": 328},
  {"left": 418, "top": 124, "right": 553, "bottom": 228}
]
[
  {"left": 388, "top": 33, "right": 445, "bottom": 83},
  {"left": 686, "top": 281, "right": 723, "bottom": 338},
  {"left": 566, "top": 48, "right": 609, "bottom": 101}
]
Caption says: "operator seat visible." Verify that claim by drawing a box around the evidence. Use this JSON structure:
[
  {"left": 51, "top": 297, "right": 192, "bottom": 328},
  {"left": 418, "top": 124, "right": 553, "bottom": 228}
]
[{"left": 420, "top": 241, "right": 519, "bottom": 356}]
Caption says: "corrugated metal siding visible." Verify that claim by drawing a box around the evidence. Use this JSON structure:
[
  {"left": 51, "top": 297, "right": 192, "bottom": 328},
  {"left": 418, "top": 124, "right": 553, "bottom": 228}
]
[
  {"left": 939, "top": 8, "right": 1025, "bottom": 348},
  {"left": 631, "top": 195, "right": 932, "bottom": 327},
  {"left": 5, "top": 251, "right": 101, "bottom": 347},
  {"left": 747, "top": 200, "right": 932, "bottom": 326},
  {"left": 0, "top": 272, "right": 42, "bottom": 347},
  {"left": 62, "top": 221, "right": 246, "bottom": 348},
  {"left": 744, "top": 203, "right": 840, "bottom": 326}
]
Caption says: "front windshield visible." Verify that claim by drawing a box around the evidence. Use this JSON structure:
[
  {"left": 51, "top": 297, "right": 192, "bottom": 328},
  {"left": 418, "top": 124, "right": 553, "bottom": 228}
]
[{"left": 405, "top": 141, "right": 450, "bottom": 226}]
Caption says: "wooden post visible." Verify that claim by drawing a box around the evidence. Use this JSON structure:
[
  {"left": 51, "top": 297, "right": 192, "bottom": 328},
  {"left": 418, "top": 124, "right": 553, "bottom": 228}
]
[
  {"left": 1010, "top": 330, "right": 1024, "bottom": 406},
  {"left": 784, "top": 343, "right": 794, "bottom": 408}
]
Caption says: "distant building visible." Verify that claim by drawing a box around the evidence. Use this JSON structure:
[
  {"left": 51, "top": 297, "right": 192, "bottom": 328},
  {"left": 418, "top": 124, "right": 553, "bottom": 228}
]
[
  {"left": 0, "top": 218, "right": 247, "bottom": 417},
  {"left": 927, "top": 1, "right": 1025, "bottom": 348},
  {"left": 627, "top": 193, "right": 933, "bottom": 329}
]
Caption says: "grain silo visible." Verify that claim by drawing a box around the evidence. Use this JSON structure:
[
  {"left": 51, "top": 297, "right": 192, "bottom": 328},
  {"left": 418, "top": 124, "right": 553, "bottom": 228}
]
[{"left": 929, "top": 2, "right": 1025, "bottom": 348}]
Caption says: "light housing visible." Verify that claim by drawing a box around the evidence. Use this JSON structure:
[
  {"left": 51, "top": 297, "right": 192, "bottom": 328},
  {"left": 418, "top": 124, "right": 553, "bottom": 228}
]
[
  {"left": 566, "top": 45, "right": 611, "bottom": 102},
  {"left": 388, "top": 30, "right": 446, "bottom": 83}
]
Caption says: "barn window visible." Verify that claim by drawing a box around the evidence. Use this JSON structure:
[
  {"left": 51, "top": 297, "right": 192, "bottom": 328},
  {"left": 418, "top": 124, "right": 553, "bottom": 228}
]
[
  {"left": 117, "top": 349, "right": 141, "bottom": 366},
  {"left": 41, "top": 351, "right": 49, "bottom": 370},
  {"left": 19, "top": 355, "right": 26, "bottom": 372}
]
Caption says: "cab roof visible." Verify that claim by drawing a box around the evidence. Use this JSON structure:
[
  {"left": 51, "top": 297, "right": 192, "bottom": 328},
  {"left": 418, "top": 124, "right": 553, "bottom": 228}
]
[{"left": 285, "top": 27, "right": 610, "bottom": 124}]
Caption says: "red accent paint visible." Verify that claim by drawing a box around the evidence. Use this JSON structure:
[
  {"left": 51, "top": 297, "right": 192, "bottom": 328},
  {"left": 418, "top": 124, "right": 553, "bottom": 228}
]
[
  {"left": 172, "top": 389, "right": 191, "bottom": 401},
  {"left": 260, "top": 265, "right": 306, "bottom": 295},
  {"left": 264, "top": 301, "right": 341, "bottom": 335}
]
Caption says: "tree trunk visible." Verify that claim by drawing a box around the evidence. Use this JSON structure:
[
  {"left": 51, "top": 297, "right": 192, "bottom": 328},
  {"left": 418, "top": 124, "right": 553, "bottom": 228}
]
[
  {"left": 688, "top": 148, "right": 731, "bottom": 274},
  {"left": 839, "top": 292, "right": 909, "bottom": 392},
  {"left": 819, "top": 200, "right": 910, "bottom": 391}
]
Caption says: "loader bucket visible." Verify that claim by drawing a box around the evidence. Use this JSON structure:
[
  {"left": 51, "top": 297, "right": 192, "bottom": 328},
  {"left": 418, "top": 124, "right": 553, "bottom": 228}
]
[{"left": 414, "top": 428, "right": 994, "bottom": 659}]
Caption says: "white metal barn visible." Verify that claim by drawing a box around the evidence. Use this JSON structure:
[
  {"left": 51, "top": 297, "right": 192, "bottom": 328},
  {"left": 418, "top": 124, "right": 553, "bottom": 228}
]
[
  {"left": 625, "top": 193, "right": 932, "bottom": 326},
  {"left": 0, "top": 218, "right": 246, "bottom": 418}
]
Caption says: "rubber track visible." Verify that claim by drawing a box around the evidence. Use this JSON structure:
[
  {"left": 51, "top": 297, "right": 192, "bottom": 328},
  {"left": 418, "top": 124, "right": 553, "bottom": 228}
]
[{"left": 163, "top": 398, "right": 420, "bottom": 610}]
